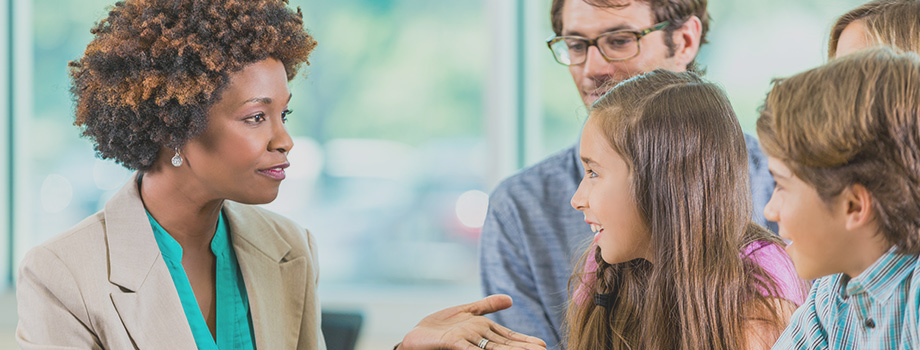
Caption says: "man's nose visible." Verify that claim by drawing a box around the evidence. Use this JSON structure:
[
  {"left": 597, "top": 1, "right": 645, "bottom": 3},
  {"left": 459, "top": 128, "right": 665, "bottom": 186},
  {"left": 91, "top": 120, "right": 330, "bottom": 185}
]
[{"left": 582, "top": 46, "right": 613, "bottom": 80}]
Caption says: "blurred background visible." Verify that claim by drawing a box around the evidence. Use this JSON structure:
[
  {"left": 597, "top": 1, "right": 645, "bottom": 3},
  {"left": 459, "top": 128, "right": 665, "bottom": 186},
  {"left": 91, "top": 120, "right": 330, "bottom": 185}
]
[{"left": 0, "top": 0, "right": 864, "bottom": 348}]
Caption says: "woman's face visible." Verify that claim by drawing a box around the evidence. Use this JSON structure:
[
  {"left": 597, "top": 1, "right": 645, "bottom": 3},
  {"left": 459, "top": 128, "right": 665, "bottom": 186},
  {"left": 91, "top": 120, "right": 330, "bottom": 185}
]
[
  {"left": 180, "top": 58, "right": 294, "bottom": 204},
  {"left": 571, "top": 116, "right": 651, "bottom": 264}
]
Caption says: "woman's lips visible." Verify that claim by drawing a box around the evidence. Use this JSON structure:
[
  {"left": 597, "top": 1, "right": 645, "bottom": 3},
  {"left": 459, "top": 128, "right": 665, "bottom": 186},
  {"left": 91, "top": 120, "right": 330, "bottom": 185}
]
[{"left": 258, "top": 163, "right": 289, "bottom": 181}]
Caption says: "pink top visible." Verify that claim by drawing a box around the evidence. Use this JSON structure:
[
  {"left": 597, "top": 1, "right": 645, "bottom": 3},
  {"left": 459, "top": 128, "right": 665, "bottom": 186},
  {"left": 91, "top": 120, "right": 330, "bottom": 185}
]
[
  {"left": 574, "top": 240, "right": 806, "bottom": 306},
  {"left": 742, "top": 240, "right": 807, "bottom": 304}
]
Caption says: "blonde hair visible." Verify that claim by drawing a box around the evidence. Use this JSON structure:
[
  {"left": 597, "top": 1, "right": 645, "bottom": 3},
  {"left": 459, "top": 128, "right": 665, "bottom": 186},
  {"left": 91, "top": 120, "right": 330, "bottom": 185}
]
[
  {"left": 758, "top": 47, "right": 920, "bottom": 254},
  {"left": 829, "top": 0, "right": 920, "bottom": 57},
  {"left": 565, "top": 70, "right": 788, "bottom": 350}
]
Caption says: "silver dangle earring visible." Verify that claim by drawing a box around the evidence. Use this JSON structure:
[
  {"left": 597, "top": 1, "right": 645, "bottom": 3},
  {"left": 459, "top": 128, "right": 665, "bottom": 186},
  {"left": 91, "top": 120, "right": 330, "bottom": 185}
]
[{"left": 171, "top": 148, "right": 183, "bottom": 167}]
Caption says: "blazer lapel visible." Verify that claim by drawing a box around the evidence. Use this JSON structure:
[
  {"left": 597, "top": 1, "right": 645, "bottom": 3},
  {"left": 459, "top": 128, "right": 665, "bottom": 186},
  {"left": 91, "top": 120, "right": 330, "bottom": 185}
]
[
  {"left": 105, "top": 173, "right": 197, "bottom": 349},
  {"left": 225, "top": 202, "right": 307, "bottom": 350}
]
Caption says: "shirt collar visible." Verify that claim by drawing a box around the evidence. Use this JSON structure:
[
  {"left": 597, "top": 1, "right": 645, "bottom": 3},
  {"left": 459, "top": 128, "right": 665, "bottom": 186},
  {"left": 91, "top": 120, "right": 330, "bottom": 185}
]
[
  {"left": 845, "top": 246, "right": 918, "bottom": 304},
  {"left": 210, "top": 211, "right": 231, "bottom": 255},
  {"left": 146, "top": 209, "right": 231, "bottom": 263}
]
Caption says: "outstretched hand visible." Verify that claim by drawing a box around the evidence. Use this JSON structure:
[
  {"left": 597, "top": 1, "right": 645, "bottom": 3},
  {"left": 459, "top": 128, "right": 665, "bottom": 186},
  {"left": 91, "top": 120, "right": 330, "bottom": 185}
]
[{"left": 397, "top": 294, "right": 547, "bottom": 350}]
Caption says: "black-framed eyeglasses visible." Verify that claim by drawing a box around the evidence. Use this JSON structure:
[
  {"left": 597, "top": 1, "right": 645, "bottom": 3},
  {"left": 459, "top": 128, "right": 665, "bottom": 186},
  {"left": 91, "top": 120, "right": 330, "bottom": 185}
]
[{"left": 546, "top": 21, "right": 670, "bottom": 66}]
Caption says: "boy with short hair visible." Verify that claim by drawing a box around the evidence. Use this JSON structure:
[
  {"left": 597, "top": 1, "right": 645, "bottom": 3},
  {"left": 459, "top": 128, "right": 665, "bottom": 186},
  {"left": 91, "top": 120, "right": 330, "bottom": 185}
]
[{"left": 759, "top": 47, "right": 920, "bottom": 348}]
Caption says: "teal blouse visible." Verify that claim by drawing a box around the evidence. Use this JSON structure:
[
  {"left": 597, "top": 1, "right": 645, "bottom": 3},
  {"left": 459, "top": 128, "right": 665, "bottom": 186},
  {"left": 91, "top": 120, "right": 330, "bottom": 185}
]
[{"left": 146, "top": 209, "right": 257, "bottom": 350}]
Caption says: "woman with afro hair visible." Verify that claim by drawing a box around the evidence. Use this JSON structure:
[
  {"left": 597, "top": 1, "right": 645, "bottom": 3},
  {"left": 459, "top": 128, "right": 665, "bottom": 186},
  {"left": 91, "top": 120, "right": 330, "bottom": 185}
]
[{"left": 14, "top": 0, "right": 548, "bottom": 349}]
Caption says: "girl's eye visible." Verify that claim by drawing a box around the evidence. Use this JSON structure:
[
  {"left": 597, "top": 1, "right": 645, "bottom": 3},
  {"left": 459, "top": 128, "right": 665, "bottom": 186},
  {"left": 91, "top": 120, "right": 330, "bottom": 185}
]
[
  {"left": 587, "top": 169, "right": 598, "bottom": 178},
  {"left": 281, "top": 109, "right": 293, "bottom": 123}
]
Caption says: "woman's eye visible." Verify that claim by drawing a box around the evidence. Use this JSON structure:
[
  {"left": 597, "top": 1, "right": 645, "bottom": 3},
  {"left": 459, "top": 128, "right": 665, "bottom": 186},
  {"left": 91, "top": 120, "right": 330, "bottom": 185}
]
[
  {"left": 281, "top": 109, "right": 293, "bottom": 123},
  {"left": 245, "top": 113, "right": 266, "bottom": 123}
]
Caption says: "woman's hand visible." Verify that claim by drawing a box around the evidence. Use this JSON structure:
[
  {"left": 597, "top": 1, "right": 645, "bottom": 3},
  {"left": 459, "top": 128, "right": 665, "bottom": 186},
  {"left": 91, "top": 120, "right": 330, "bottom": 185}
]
[{"left": 397, "top": 294, "right": 547, "bottom": 350}]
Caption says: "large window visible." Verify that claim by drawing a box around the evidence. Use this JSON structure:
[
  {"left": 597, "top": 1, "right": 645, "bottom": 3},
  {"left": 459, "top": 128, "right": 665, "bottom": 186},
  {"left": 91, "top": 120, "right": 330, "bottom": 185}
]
[
  {"left": 1, "top": 0, "right": 11, "bottom": 291},
  {"left": 2, "top": 0, "right": 870, "bottom": 348}
]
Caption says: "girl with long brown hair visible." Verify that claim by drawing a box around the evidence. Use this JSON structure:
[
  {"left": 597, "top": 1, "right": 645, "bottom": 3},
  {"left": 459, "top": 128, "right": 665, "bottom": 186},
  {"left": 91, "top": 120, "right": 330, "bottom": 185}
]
[{"left": 565, "top": 69, "right": 806, "bottom": 350}]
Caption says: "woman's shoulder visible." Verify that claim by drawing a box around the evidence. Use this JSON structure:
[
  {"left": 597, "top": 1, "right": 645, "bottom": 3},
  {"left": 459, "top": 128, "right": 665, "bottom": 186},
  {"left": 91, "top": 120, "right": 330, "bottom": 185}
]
[
  {"left": 25, "top": 211, "right": 109, "bottom": 265},
  {"left": 18, "top": 210, "right": 114, "bottom": 306}
]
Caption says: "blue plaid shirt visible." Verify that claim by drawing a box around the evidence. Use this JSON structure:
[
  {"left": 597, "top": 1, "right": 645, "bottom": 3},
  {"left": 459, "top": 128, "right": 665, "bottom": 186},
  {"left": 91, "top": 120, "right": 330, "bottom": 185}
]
[{"left": 773, "top": 247, "right": 920, "bottom": 349}]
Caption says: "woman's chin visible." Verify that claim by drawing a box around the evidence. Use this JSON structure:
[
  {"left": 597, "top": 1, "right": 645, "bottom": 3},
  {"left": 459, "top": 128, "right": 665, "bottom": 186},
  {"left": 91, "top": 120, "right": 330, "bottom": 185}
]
[{"left": 230, "top": 190, "right": 280, "bottom": 205}]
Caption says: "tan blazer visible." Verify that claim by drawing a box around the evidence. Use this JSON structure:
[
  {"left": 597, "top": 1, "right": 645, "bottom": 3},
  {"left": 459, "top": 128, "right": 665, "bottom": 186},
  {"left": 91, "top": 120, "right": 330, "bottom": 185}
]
[{"left": 16, "top": 174, "right": 326, "bottom": 350}]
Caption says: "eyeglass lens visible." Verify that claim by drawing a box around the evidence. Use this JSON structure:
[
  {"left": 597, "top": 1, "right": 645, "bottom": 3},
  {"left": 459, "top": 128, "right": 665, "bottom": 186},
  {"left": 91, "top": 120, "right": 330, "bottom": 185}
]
[{"left": 550, "top": 32, "right": 639, "bottom": 65}]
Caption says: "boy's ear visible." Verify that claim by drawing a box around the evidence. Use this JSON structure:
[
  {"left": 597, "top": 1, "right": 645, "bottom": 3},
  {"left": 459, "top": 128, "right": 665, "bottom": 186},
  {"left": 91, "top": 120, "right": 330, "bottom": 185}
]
[{"left": 843, "top": 184, "right": 875, "bottom": 231}]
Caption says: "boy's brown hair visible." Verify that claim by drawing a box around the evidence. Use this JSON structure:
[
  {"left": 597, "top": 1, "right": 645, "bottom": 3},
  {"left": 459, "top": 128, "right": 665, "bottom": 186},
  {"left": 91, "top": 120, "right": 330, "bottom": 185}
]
[{"left": 758, "top": 47, "right": 920, "bottom": 254}]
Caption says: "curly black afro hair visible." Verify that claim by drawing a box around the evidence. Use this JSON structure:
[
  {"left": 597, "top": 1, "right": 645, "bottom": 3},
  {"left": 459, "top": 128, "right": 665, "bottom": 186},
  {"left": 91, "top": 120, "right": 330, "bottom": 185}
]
[{"left": 69, "top": 0, "right": 317, "bottom": 170}]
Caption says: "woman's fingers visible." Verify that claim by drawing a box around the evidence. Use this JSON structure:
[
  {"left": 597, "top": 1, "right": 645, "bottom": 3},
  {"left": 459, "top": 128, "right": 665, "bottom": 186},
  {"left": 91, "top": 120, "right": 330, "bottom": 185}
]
[
  {"left": 458, "top": 294, "right": 514, "bottom": 316},
  {"left": 489, "top": 321, "right": 547, "bottom": 346},
  {"left": 399, "top": 296, "right": 546, "bottom": 350},
  {"left": 463, "top": 328, "right": 546, "bottom": 350}
]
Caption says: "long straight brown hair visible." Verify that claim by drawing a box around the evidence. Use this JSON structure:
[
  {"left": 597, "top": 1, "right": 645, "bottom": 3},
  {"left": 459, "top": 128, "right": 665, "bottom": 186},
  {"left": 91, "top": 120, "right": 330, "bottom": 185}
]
[{"left": 565, "top": 70, "right": 790, "bottom": 350}]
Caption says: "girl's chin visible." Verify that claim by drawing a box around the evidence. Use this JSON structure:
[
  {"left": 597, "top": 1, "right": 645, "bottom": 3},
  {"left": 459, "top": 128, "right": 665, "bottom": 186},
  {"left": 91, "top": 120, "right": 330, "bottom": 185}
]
[
  {"left": 599, "top": 247, "right": 649, "bottom": 265},
  {"left": 598, "top": 249, "right": 625, "bottom": 265}
]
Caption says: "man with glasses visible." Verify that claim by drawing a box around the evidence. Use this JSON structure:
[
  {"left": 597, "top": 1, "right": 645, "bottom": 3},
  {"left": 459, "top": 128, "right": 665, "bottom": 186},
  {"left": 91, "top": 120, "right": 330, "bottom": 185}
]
[{"left": 479, "top": 0, "right": 776, "bottom": 348}]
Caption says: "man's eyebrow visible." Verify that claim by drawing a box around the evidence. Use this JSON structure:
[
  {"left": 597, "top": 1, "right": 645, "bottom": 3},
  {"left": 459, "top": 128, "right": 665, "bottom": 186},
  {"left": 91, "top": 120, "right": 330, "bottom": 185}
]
[{"left": 563, "top": 25, "right": 633, "bottom": 37}]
